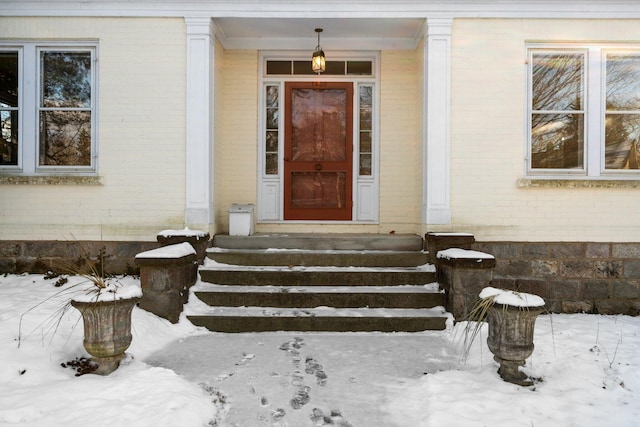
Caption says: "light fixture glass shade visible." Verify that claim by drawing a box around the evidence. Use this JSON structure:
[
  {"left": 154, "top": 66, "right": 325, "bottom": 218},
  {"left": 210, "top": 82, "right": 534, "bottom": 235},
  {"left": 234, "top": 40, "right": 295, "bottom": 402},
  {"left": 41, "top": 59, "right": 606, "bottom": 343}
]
[{"left": 312, "top": 49, "right": 325, "bottom": 73}]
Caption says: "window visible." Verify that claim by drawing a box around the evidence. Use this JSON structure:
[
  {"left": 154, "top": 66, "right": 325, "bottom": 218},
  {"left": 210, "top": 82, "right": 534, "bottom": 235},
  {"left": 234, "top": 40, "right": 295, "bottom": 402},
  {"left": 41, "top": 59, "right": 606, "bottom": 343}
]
[
  {"left": 265, "top": 60, "right": 373, "bottom": 76},
  {"left": 0, "top": 43, "right": 97, "bottom": 175},
  {"left": 527, "top": 45, "right": 640, "bottom": 177},
  {"left": 264, "top": 84, "right": 280, "bottom": 175},
  {"left": 605, "top": 52, "right": 640, "bottom": 170},
  {"left": 358, "top": 84, "right": 373, "bottom": 176},
  {"left": 0, "top": 50, "right": 19, "bottom": 166}
]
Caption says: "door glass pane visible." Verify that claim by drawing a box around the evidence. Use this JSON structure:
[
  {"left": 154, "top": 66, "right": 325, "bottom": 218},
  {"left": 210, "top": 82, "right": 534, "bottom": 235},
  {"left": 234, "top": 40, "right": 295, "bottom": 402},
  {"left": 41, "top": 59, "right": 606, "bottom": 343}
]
[
  {"left": 291, "top": 88, "right": 346, "bottom": 162},
  {"left": 265, "top": 85, "right": 279, "bottom": 175},
  {"left": 347, "top": 61, "right": 372, "bottom": 75},
  {"left": 266, "top": 61, "right": 292, "bottom": 75},
  {"left": 266, "top": 153, "right": 279, "bottom": 175},
  {"left": 358, "top": 85, "right": 373, "bottom": 176},
  {"left": 359, "top": 153, "right": 372, "bottom": 175},
  {"left": 291, "top": 172, "right": 346, "bottom": 208}
]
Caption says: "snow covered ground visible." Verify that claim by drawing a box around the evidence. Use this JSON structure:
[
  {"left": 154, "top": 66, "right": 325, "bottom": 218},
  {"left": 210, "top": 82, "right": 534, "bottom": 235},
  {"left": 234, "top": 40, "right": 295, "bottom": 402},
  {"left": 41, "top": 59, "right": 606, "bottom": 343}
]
[{"left": 0, "top": 273, "right": 638, "bottom": 426}]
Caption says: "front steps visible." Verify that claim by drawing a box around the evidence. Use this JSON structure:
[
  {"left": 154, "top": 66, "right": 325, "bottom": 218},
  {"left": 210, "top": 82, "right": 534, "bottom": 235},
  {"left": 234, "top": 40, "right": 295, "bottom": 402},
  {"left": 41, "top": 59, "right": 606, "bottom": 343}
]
[{"left": 187, "top": 233, "right": 449, "bottom": 333}]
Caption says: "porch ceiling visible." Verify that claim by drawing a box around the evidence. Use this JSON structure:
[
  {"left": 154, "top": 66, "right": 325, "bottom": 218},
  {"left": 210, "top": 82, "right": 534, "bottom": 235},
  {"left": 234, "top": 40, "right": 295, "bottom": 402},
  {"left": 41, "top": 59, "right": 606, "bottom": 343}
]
[{"left": 214, "top": 17, "right": 425, "bottom": 50}]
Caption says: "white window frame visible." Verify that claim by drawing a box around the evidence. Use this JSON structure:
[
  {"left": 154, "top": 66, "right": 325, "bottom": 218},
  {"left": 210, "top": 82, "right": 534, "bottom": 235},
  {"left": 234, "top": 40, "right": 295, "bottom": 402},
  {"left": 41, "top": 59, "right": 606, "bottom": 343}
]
[
  {"left": 0, "top": 41, "right": 98, "bottom": 176},
  {"left": 526, "top": 43, "right": 640, "bottom": 180}
]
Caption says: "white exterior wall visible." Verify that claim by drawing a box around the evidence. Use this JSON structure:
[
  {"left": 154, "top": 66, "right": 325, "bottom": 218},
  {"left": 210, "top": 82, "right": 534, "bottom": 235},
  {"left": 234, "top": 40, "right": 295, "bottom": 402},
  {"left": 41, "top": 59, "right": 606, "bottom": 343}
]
[
  {"left": 0, "top": 17, "right": 187, "bottom": 241},
  {"left": 215, "top": 48, "right": 258, "bottom": 231},
  {"left": 444, "top": 18, "right": 640, "bottom": 242},
  {"left": 379, "top": 50, "right": 423, "bottom": 233}
]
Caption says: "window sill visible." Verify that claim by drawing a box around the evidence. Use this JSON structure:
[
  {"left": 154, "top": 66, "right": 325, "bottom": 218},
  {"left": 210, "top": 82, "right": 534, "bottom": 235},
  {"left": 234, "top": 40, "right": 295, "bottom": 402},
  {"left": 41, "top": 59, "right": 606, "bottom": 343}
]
[
  {"left": 518, "top": 178, "right": 640, "bottom": 189},
  {"left": 0, "top": 175, "right": 103, "bottom": 185}
]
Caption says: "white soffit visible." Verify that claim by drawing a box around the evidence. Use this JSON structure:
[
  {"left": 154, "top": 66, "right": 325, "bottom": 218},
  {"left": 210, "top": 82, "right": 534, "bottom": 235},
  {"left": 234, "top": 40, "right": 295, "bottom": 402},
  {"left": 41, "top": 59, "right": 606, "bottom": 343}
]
[
  {"left": 214, "top": 18, "right": 424, "bottom": 50},
  {"left": 2, "top": 1, "right": 640, "bottom": 49}
]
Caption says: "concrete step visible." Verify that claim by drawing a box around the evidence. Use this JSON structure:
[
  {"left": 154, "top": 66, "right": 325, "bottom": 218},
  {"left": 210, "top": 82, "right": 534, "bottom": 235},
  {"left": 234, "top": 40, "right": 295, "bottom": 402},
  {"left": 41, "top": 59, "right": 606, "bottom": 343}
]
[
  {"left": 206, "top": 248, "right": 430, "bottom": 267},
  {"left": 186, "top": 306, "right": 449, "bottom": 333},
  {"left": 212, "top": 233, "right": 424, "bottom": 251},
  {"left": 194, "top": 284, "right": 444, "bottom": 309},
  {"left": 190, "top": 233, "right": 448, "bottom": 333},
  {"left": 198, "top": 264, "right": 437, "bottom": 287}
]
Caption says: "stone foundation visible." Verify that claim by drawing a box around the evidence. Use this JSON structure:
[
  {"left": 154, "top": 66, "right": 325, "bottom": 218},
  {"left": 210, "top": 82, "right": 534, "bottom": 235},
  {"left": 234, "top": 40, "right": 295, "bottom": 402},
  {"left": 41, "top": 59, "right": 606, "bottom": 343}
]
[
  {"left": 0, "top": 240, "right": 158, "bottom": 275},
  {"left": 472, "top": 241, "right": 640, "bottom": 315}
]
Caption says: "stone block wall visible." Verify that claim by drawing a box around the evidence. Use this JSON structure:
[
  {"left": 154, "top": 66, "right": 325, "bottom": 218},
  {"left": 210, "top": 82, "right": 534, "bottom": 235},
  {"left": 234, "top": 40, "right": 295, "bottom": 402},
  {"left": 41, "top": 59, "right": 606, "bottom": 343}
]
[
  {"left": 0, "top": 240, "right": 158, "bottom": 275},
  {"left": 472, "top": 242, "right": 640, "bottom": 315}
]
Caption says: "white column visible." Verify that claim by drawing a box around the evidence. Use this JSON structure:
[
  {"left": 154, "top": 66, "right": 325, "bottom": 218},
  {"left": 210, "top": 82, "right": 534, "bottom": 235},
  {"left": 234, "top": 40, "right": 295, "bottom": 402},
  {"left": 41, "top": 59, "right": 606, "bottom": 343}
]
[
  {"left": 423, "top": 18, "right": 452, "bottom": 225},
  {"left": 185, "top": 17, "right": 215, "bottom": 225}
]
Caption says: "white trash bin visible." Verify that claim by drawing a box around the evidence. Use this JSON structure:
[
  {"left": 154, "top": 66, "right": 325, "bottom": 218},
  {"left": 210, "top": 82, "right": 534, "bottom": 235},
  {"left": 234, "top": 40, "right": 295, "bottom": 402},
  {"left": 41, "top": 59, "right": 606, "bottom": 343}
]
[{"left": 228, "top": 203, "right": 255, "bottom": 236}]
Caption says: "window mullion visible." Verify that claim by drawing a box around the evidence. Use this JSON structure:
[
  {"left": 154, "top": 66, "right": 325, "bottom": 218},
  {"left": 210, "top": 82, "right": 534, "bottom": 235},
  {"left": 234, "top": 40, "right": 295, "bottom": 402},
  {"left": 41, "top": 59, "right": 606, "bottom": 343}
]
[
  {"left": 21, "top": 45, "right": 37, "bottom": 174},
  {"left": 587, "top": 47, "right": 602, "bottom": 177}
]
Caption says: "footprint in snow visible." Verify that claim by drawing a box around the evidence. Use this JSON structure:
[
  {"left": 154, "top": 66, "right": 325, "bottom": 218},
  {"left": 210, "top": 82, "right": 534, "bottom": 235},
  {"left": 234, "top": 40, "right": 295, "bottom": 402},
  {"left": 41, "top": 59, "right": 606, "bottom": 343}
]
[
  {"left": 305, "top": 356, "right": 328, "bottom": 386},
  {"left": 310, "top": 408, "right": 353, "bottom": 427},
  {"left": 279, "top": 337, "right": 305, "bottom": 354},
  {"left": 290, "top": 385, "right": 311, "bottom": 410},
  {"left": 235, "top": 352, "right": 255, "bottom": 366}
]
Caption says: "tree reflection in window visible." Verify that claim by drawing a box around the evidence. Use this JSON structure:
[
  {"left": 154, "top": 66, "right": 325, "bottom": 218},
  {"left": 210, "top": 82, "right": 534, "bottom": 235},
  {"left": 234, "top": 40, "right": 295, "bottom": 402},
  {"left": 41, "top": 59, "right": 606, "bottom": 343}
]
[
  {"left": 605, "top": 53, "right": 640, "bottom": 169},
  {"left": 530, "top": 52, "right": 584, "bottom": 169},
  {"left": 0, "top": 51, "right": 19, "bottom": 165},
  {"left": 39, "top": 51, "right": 92, "bottom": 166}
]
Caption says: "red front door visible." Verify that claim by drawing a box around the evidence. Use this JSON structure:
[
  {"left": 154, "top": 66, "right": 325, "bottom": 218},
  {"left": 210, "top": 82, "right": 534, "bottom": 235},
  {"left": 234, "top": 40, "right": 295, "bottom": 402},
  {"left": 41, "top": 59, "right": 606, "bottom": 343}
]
[{"left": 284, "top": 82, "right": 353, "bottom": 220}]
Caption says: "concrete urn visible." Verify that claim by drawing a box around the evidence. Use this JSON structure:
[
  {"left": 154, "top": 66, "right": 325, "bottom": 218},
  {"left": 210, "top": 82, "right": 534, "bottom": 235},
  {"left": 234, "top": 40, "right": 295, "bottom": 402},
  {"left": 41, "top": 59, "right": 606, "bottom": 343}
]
[
  {"left": 482, "top": 288, "right": 545, "bottom": 386},
  {"left": 71, "top": 295, "right": 140, "bottom": 375}
]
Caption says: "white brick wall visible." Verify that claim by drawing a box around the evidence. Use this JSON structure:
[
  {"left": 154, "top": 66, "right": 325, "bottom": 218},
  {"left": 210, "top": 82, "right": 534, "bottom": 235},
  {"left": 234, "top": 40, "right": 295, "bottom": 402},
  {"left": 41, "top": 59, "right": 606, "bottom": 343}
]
[
  {"left": 378, "top": 50, "right": 423, "bottom": 233},
  {"left": 0, "top": 17, "right": 186, "bottom": 241},
  {"left": 446, "top": 18, "right": 640, "bottom": 242},
  {"left": 215, "top": 49, "right": 258, "bottom": 231},
  {"left": 4, "top": 16, "right": 640, "bottom": 243}
]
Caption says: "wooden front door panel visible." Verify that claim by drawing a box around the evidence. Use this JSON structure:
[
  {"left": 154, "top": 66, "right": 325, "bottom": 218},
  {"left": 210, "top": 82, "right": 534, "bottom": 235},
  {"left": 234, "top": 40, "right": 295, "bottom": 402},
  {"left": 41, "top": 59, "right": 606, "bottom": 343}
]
[{"left": 284, "top": 82, "right": 353, "bottom": 220}]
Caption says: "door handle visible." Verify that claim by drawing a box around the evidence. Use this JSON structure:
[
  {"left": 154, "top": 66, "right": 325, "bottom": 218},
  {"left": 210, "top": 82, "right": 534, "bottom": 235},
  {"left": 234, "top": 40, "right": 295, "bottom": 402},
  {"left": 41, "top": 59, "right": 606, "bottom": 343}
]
[{"left": 315, "top": 163, "right": 323, "bottom": 171}]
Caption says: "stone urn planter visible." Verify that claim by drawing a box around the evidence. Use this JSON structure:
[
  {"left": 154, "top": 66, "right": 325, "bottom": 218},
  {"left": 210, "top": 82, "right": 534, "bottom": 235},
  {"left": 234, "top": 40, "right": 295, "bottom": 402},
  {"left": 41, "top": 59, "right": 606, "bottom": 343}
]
[
  {"left": 479, "top": 287, "right": 545, "bottom": 386},
  {"left": 71, "top": 281, "right": 142, "bottom": 375}
]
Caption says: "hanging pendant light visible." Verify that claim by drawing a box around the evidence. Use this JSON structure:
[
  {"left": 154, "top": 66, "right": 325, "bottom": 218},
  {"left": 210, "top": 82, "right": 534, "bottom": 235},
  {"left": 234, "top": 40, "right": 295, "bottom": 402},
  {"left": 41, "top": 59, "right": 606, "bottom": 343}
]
[{"left": 312, "top": 28, "right": 326, "bottom": 74}]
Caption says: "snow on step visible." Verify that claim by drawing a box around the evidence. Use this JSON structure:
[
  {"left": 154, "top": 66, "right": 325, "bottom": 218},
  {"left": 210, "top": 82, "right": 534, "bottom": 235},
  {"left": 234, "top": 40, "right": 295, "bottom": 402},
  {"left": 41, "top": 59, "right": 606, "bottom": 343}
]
[
  {"left": 201, "top": 259, "right": 436, "bottom": 273},
  {"left": 188, "top": 306, "right": 449, "bottom": 318},
  {"left": 194, "top": 283, "right": 442, "bottom": 294}
]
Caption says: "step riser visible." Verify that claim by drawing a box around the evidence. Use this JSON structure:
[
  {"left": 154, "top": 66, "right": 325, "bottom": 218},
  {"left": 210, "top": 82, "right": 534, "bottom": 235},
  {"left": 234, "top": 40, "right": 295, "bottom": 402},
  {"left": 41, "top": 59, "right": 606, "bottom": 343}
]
[
  {"left": 193, "top": 234, "right": 446, "bottom": 332},
  {"left": 199, "top": 270, "right": 436, "bottom": 286},
  {"left": 187, "top": 315, "right": 447, "bottom": 333},
  {"left": 213, "top": 234, "right": 424, "bottom": 251},
  {"left": 194, "top": 291, "right": 444, "bottom": 309},
  {"left": 207, "top": 251, "right": 430, "bottom": 267}
]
